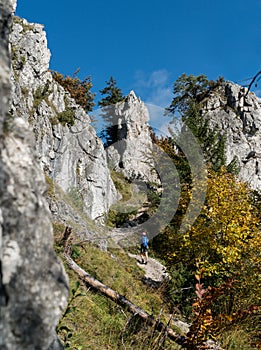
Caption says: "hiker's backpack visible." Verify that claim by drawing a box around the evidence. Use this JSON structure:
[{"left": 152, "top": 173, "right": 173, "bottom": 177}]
[{"left": 141, "top": 236, "right": 149, "bottom": 248}]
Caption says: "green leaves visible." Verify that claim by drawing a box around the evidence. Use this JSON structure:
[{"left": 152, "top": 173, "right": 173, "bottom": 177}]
[
  {"left": 166, "top": 73, "right": 210, "bottom": 116},
  {"left": 98, "top": 76, "right": 125, "bottom": 146},
  {"left": 166, "top": 74, "right": 226, "bottom": 171},
  {"left": 98, "top": 76, "right": 124, "bottom": 107}
]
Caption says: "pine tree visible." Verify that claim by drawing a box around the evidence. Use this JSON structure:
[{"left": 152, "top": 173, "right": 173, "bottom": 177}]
[
  {"left": 98, "top": 76, "right": 124, "bottom": 107},
  {"left": 166, "top": 74, "right": 225, "bottom": 171},
  {"left": 98, "top": 77, "right": 125, "bottom": 147}
]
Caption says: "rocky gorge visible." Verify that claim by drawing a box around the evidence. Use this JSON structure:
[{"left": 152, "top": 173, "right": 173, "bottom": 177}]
[{"left": 0, "top": 0, "right": 261, "bottom": 349}]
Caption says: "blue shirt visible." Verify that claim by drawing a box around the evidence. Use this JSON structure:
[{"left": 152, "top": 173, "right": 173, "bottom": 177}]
[{"left": 141, "top": 236, "right": 149, "bottom": 247}]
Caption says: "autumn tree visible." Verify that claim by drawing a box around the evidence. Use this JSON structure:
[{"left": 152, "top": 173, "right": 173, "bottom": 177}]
[
  {"left": 155, "top": 166, "right": 261, "bottom": 346},
  {"left": 178, "top": 169, "right": 261, "bottom": 348},
  {"left": 153, "top": 74, "right": 261, "bottom": 346},
  {"left": 98, "top": 77, "right": 125, "bottom": 147},
  {"left": 168, "top": 167, "right": 259, "bottom": 280},
  {"left": 51, "top": 70, "right": 96, "bottom": 113}
]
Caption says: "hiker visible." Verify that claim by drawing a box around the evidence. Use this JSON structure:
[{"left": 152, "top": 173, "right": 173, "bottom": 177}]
[{"left": 140, "top": 231, "right": 149, "bottom": 264}]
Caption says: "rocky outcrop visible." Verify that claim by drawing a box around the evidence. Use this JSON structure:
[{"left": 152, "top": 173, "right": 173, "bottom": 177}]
[
  {"left": 0, "top": 1, "right": 68, "bottom": 349},
  {"left": 203, "top": 82, "right": 261, "bottom": 190},
  {"left": 106, "top": 91, "right": 158, "bottom": 183},
  {"left": 0, "top": 0, "right": 13, "bottom": 134},
  {"left": 10, "top": 17, "right": 119, "bottom": 221}
]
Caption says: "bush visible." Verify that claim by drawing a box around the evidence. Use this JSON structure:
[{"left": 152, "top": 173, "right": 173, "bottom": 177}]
[
  {"left": 57, "top": 107, "right": 75, "bottom": 127},
  {"left": 51, "top": 70, "right": 95, "bottom": 113}
]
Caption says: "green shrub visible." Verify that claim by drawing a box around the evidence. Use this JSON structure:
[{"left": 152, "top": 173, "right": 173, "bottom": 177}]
[
  {"left": 106, "top": 207, "right": 137, "bottom": 228},
  {"left": 57, "top": 107, "right": 75, "bottom": 127}
]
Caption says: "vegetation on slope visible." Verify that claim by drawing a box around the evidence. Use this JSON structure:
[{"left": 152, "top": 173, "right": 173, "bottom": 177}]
[
  {"left": 53, "top": 228, "right": 184, "bottom": 350},
  {"left": 151, "top": 74, "right": 261, "bottom": 349},
  {"left": 51, "top": 69, "right": 96, "bottom": 113},
  {"left": 48, "top": 74, "right": 260, "bottom": 349}
]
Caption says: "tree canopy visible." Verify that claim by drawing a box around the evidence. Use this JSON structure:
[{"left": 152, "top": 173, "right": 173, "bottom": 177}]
[
  {"left": 98, "top": 76, "right": 124, "bottom": 107},
  {"left": 166, "top": 74, "right": 226, "bottom": 171},
  {"left": 98, "top": 77, "right": 125, "bottom": 147}
]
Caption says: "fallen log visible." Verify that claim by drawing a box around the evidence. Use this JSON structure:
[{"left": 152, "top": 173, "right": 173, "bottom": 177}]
[{"left": 63, "top": 253, "right": 186, "bottom": 345}]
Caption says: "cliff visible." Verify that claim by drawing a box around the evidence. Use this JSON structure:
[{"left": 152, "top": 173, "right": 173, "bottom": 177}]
[
  {"left": 203, "top": 81, "right": 261, "bottom": 190},
  {"left": 0, "top": 1, "right": 68, "bottom": 349},
  {"left": 9, "top": 16, "right": 119, "bottom": 221},
  {"left": 105, "top": 90, "right": 158, "bottom": 183}
]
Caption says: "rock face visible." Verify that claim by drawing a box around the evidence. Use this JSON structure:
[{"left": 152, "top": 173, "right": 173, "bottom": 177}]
[
  {"left": 204, "top": 82, "right": 261, "bottom": 190},
  {"left": 10, "top": 16, "right": 119, "bottom": 221},
  {"left": 0, "top": 0, "right": 13, "bottom": 133},
  {"left": 106, "top": 91, "right": 158, "bottom": 183},
  {"left": 0, "top": 1, "right": 69, "bottom": 349}
]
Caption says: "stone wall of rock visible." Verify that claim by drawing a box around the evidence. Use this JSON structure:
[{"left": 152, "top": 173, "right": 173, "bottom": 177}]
[
  {"left": 203, "top": 82, "right": 261, "bottom": 190},
  {"left": 0, "top": 1, "right": 69, "bottom": 349},
  {"left": 10, "top": 17, "right": 119, "bottom": 221},
  {"left": 106, "top": 91, "right": 158, "bottom": 183}
]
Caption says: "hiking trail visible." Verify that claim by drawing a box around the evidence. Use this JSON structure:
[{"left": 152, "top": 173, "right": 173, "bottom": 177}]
[{"left": 128, "top": 253, "right": 169, "bottom": 287}]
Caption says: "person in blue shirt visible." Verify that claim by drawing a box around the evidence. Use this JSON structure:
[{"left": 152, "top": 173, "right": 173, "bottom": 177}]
[{"left": 140, "top": 231, "right": 149, "bottom": 264}]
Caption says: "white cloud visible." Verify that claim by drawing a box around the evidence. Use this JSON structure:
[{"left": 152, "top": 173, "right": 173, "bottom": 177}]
[
  {"left": 133, "top": 69, "right": 173, "bottom": 108},
  {"left": 132, "top": 69, "right": 174, "bottom": 135},
  {"left": 144, "top": 103, "right": 170, "bottom": 135}
]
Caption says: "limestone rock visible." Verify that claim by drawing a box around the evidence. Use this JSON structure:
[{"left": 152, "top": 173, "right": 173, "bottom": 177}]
[
  {"left": 0, "top": 2, "right": 69, "bottom": 349},
  {"left": 203, "top": 82, "right": 261, "bottom": 190},
  {"left": 0, "top": 0, "right": 12, "bottom": 135},
  {"left": 106, "top": 90, "right": 158, "bottom": 183},
  {"left": 10, "top": 17, "right": 119, "bottom": 221}
]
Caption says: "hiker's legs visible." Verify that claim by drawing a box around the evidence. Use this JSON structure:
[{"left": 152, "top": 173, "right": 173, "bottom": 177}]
[
  {"left": 140, "top": 245, "right": 148, "bottom": 264},
  {"left": 140, "top": 246, "right": 145, "bottom": 263}
]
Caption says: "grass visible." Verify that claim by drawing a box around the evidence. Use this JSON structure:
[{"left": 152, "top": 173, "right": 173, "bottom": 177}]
[
  {"left": 49, "top": 176, "right": 260, "bottom": 350},
  {"left": 54, "top": 235, "right": 182, "bottom": 350},
  {"left": 219, "top": 329, "right": 258, "bottom": 350},
  {"left": 110, "top": 170, "right": 133, "bottom": 202},
  {"left": 106, "top": 171, "right": 152, "bottom": 228}
]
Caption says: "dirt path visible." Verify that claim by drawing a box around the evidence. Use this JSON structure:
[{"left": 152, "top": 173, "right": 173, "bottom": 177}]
[{"left": 128, "top": 253, "right": 169, "bottom": 287}]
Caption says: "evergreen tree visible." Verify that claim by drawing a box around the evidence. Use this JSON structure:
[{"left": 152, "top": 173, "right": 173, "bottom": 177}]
[
  {"left": 166, "top": 74, "right": 225, "bottom": 171},
  {"left": 98, "top": 77, "right": 125, "bottom": 147},
  {"left": 98, "top": 76, "right": 124, "bottom": 107}
]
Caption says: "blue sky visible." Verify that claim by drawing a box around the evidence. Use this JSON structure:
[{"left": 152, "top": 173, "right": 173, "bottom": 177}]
[{"left": 15, "top": 0, "right": 261, "bottom": 131}]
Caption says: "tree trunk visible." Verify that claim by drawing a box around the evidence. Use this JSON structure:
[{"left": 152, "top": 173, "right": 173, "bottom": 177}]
[{"left": 63, "top": 253, "right": 185, "bottom": 345}]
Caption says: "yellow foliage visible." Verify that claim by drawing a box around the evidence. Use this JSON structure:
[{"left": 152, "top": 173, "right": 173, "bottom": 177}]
[{"left": 176, "top": 167, "right": 260, "bottom": 280}]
